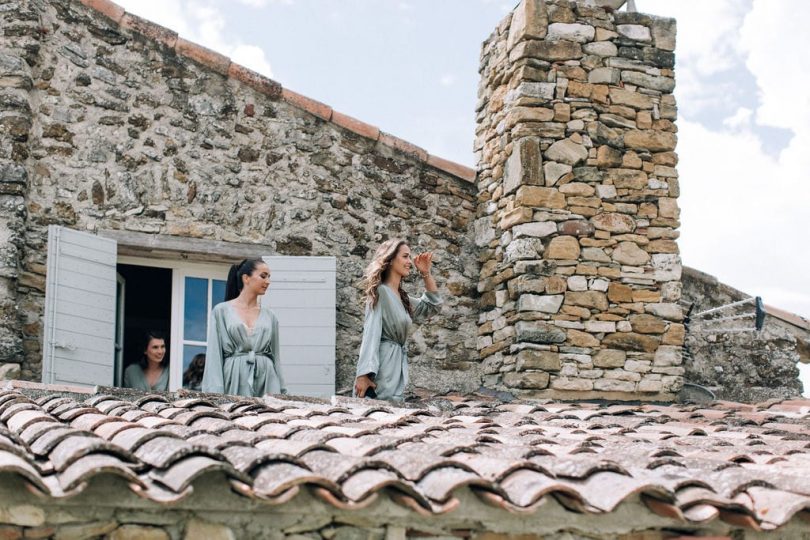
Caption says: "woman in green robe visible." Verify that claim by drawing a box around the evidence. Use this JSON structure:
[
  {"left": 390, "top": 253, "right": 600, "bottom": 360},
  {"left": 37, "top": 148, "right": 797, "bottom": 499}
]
[
  {"left": 123, "top": 331, "right": 169, "bottom": 392},
  {"left": 354, "top": 239, "right": 441, "bottom": 401},
  {"left": 202, "top": 258, "right": 286, "bottom": 396}
]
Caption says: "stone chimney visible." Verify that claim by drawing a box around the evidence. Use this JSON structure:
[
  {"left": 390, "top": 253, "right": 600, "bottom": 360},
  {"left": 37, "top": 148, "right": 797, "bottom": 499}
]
[{"left": 474, "top": 0, "right": 683, "bottom": 400}]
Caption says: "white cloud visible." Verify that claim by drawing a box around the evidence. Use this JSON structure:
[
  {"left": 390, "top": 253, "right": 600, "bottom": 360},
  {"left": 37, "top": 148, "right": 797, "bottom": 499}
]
[
  {"left": 439, "top": 73, "right": 456, "bottom": 87},
  {"left": 723, "top": 107, "right": 752, "bottom": 130},
  {"left": 115, "top": 0, "right": 273, "bottom": 77}
]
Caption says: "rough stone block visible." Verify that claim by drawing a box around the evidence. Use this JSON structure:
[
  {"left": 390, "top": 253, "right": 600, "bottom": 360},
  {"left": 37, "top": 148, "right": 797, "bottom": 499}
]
[
  {"left": 547, "top": 23, "right": 595, "bottom": 43},
  {"left": 545, "top": 236, "right": 579, "bottom": 260},
  {"left": 504, "top": 370, "right": 550, "bottom": 389},
  {"left": 593, "top": 349, "right": 626, "bottom": 368},
  {"left": 517, "top": 294, "right": 564, "bottom": 313},
  {"left": 517, "top": 349, "right": 561, "bottom": 371},
  {"left": 516, "top": 320, "right": 567, "bottom": 343}
]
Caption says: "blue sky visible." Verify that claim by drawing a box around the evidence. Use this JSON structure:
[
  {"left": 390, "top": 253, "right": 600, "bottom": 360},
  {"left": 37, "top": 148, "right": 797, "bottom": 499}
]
[{"left": 115, "top": 0, "right": 810, "bottom": 390}]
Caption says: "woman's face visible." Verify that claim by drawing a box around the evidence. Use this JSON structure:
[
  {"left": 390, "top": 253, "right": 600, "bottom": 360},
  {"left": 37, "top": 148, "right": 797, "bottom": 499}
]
[
  {"left": 145, "top": 338, "right": 166, "bottom": 365},
  {"left": 389, "top": 244, "right": 412, "bottom": 278},
  {"left": 243, "top": 262, "right": 271, "bottom": 295}
]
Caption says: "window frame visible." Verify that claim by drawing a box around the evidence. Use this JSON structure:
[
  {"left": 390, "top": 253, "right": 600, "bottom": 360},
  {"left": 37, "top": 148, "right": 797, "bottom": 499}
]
[{"left": 117, "top": 256, "right": 229, "bottom": 391}]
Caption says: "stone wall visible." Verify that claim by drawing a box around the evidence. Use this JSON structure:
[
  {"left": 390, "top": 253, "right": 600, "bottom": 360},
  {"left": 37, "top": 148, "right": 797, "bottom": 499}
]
[
  {"left": 1, "top": 0, "right": 480, "bottom": 393},
  {"left": 1, "top": 477, "right": 797, "bottom": 540},
  {"left": 0, "top": 0, "right": 41, "bottom": 381},
  {"left": 473, "top": 0, "right": 684, "bottom": 400},
  {"left": 682, "top": 267, "right": 807, "bottom": 403}
]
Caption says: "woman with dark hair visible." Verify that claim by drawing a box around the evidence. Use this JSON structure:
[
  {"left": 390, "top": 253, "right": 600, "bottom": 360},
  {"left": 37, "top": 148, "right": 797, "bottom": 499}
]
[
  {"left": 124, "top": 330, "right": 169, "bottom": 392},
  {"left": 354, "top": 239, "right": 441, "bottom": 401},
  {"left": 202, "top": 258, "right": 286, "bottom": 396}
]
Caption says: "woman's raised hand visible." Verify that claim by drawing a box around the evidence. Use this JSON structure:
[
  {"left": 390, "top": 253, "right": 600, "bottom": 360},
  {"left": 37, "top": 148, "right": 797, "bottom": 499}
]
[{"left": 413, "top": 252, "right": 433, "bottom": 276}]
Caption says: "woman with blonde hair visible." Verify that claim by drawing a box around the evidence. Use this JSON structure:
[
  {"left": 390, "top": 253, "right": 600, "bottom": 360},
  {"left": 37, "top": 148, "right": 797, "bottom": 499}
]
[{"left": 354, "top": 239, "right": 442, "bottom": 400}]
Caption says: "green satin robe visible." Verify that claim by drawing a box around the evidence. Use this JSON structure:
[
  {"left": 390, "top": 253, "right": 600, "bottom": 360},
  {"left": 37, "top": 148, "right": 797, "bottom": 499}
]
[
  {"left": 354, "top": 285, "right": 442, "bottom": 401},
  {"left": 201, "top": 302, "right": 286, "bottom": 397}
]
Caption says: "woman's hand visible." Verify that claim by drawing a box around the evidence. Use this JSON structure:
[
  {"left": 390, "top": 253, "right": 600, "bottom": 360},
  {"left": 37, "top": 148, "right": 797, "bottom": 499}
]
[
  {"left": 413, "top": 252, "right": 433, "bottom": 277},
  {"left": 354, "top": 374, "right": 377, "bottom": 398}
]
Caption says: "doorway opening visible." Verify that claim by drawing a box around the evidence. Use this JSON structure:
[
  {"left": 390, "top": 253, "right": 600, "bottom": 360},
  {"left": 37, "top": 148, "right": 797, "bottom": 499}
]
[{"left": 116, "top": 264, "right": 172, "bottom": 386}]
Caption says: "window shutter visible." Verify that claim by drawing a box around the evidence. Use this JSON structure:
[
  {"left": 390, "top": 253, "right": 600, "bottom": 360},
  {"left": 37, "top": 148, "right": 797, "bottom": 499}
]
[
  {"left": 42, "top": 226, "right": 117, "bottom": 387},
  {"left": 262, "top": 256, "right": 336, "bottom": 397}
]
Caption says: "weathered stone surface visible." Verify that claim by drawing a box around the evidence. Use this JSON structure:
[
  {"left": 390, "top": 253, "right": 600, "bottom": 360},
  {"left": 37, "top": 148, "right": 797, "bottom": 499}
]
[
  {"left": 543, "top": 161, "right": 572, "bottom": 186},
  {"left": 551, "top": 377, "right": 593, "bottom": 390},
  {"left": 624, "top": 130, "right": 677, "bottom": 152},
  {"left": 544, "top": 139, "right": 588, "bottom": 166},
  {"left": 515, "top": 321, "right": 567, "bottom": 344},
  {"left": 594, "top": 378, "right": 636, "bottom": 392},
  {"left": 0, "top": 363, "right": 21, "bottom": 380},
  {"left": 512, "top": 222, "right": 557, "bottom": 239},
  {"left": 616, "top": 24, "right": 652, "bottom": 42},
  {"left": 517, "top": 40, "right": 584, "bottom": 62},
  {"left": 504, "top": 370, "right": 550, "bottom": 389},
  {"left": 547, "top": 23, "right": 595, "bottom": 43},
  {"left": 596, "top": 145, "right": 623, "bottom": 168},
  {"left": 621, "top": 71, "right": 675, "bottom": 92},
  {"left": 609, "top": 88, "right": 652, "bottom": 109},
  {"left": 593, "top": 349, "right": 626, "bottom": 368},
  {"left": 564, "top": 291, "right": 608, "bottom": 311},
  {"left": 607, "top": 168, "right": 647, "bottom": 189},
  {"left": 515, "top": 186, "right": 566, "bottom": 208},
  {"left": 110, "top": 525, "right": 170, "bottom": 540},
  {"left": 559, "top": 220, "right": 594, "bottom": 237},
  {"left": 517, "top": 294, "right": 564, "bottom": 313},
  {"left": 184, "top": 520, "right": 234, "bottom": 540},
  {"left": 504, "top": 138, "right": 543, "bottom": 195},
  {"left": 517, "top": 350, "right": 561, "bottom": 371},
  {"left": 630, "top": 314, "right": 668, "bottom": 334},
  {"left": 0, "top": 505, "right": 44, "bottom": 527},
  {"left": 507, "top": 0, "right": 548, "bottom": 50},
  {"left": 591, "top": 213, "right": 636, "bottom": 233},
  {"left": 583, "top": 41, "right": 618, "bottom": 57},
  {"left": 602, "top": 332, "right": 660, "bottom": 353},
  {"left": 611, "top": 241, "right": 650, "bottom": 266},
  {"left": 567, "top": 329, "right": 600, "bottom": 347},
  {"left": 588, "top": 67, "right": 620, "bottom": 85},
  {"left": 645, "top": 303, "right": 683, "bottom": 321},
  {"left": 546, "top": 236, "right": 580, "bottom": 260}
]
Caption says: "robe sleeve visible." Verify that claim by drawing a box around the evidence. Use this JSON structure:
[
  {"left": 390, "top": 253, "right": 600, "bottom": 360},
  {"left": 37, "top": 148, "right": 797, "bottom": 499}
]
[
  {"left": 201, "top": 307, "right": 226, "bottom": 394},
  {"left": 355, "top": 301, "right": 383, "bottom": 379},
  {"left": 271, "top": 311, "right": 287, "bottom": 394},
  {"left": 123, "top": 364, "right": 138, "bottom": 390},
  {"left": 409, "top": 290, "right": 443, "bottom": 323}
]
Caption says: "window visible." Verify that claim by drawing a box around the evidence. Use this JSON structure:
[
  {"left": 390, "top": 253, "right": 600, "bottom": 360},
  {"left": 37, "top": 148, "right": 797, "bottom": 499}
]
[{"left": 43, "top": 226, "right": 336, "bottom": 396}]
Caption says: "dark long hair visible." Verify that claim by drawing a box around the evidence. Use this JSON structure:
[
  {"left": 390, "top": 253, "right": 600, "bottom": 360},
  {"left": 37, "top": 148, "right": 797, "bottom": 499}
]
[
  {"left": 225, "top": 258, "right": 265, "bottom": 301},
  {"left": 139, "top": 330, "right": 167, "bottom": 369},
  {"left": 183, "top": 353, "right": 206, "bottom": 389}
]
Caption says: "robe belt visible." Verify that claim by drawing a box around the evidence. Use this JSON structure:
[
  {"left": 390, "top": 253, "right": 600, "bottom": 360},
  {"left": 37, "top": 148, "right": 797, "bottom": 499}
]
[
  {"left": 232, "top": 351, "right": 266, "bottom": 395},
  {"left": 381, "top": 338, "right": 407, "bottom": 354}
]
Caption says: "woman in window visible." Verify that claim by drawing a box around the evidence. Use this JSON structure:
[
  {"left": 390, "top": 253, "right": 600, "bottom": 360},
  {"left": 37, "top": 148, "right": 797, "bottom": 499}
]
[
  {"left": 202, "top": 258, "right": 286, "bottom": 396},
  {"left": 124, "top": 330, "right": 169, "bottom": 392},
  {"left": 354, "top": 239, "right": 441, "bottom": 401}
]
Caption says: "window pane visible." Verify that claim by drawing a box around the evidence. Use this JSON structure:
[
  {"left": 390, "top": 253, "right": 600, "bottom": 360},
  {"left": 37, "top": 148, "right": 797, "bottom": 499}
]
[
  {"left": 182, "top": 344, "right": 207, "bottom": 390},
  {"left": 184, "top": 277, "right": 208, "bottom": 342},
  {"left": 212, "top": 279, "right": 227, "bottom": 306}
]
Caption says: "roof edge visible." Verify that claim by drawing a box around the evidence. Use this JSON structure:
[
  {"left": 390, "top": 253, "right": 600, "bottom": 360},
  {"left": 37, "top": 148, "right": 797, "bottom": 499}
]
[
  {"left": 683, "top": 266, "right": 810, "bottom": 333},
  {"left": 76, "top": 0, "right": 476, "bottom": 184}
]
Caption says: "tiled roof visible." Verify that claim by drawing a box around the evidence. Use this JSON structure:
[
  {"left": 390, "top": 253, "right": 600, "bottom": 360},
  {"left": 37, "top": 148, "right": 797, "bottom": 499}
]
[
  {"left": 2, "top": 382, "right": 810, "bottom": 531},
  {"left": 75, "top": 0, "right": 476, "bottom": 183}
]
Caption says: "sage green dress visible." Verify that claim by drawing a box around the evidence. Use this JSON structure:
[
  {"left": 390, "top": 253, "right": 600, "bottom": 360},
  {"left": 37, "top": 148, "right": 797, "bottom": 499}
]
[
  {"left": 355, "top": 285, "right": 442, "bottom": 401},
  {"left": 123, "top": 364, "right": 169, "bottom": 392},
  {"left": 201, "top": 302, "right": 286, "bottom": 396}
]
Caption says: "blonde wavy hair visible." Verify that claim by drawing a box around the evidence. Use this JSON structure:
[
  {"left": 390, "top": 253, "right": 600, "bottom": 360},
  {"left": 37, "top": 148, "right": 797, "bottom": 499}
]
[{"left": 362, "top": 238, "right": 412, "bottom": 314}]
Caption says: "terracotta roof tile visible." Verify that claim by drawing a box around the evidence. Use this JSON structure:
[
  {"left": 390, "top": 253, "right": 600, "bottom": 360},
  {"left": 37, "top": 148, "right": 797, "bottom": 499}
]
[{"left": 1, "top": 386, "right": 809, "bottom": 529}]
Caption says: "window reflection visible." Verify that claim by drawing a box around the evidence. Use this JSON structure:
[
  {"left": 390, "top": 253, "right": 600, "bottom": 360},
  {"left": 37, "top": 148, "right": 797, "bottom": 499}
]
[{"left": 184, "top": 277, "right": 207, "bottom": 342}]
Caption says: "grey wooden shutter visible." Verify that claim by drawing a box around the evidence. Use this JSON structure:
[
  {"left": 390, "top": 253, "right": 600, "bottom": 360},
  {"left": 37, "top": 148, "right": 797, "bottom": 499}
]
[
  {"left": 262, "top": 256, "right": 336, "bottom": 397},
  {"left": 42, "top": 226, "right": 117, "bottom": 387}
]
